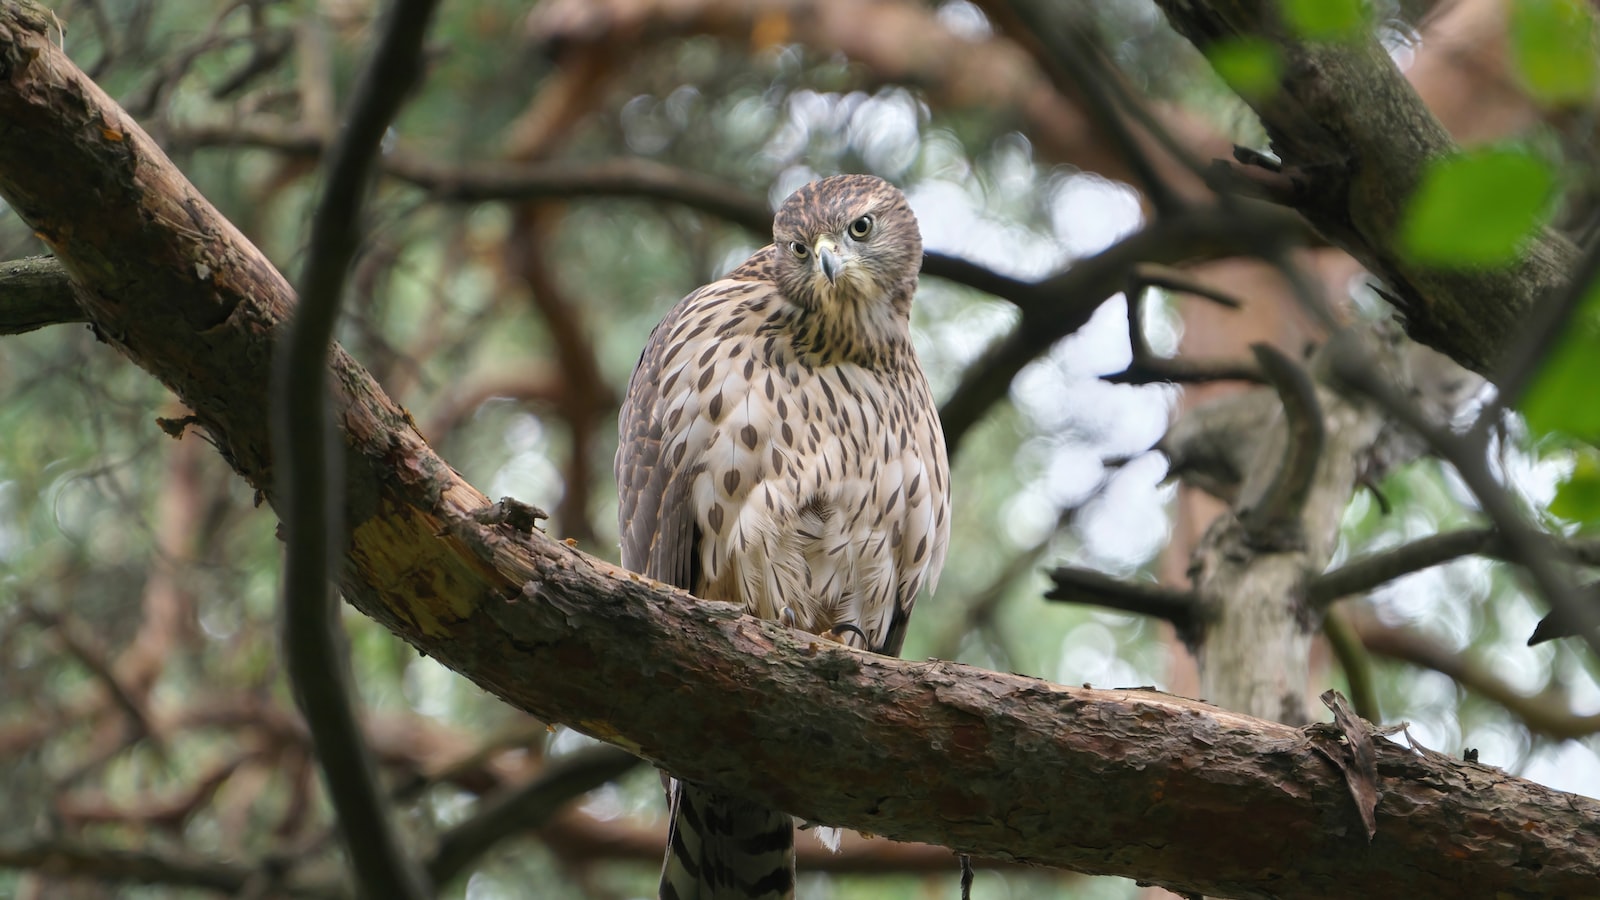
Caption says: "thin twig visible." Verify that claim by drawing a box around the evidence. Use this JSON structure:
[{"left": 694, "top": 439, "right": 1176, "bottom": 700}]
[
  {"left": 1044, "top": 567, "right": 1202, "bottom": 639},
  {"left": 168, "top": 126, "right": 1034, "bottom": 308},
  {"left": 270, "top": 0, "right": 441, "bottom": 894},
  {"left": 1111, "top": 268, "right": 1263, "bottom": 385},
  {"left": 24, "top": 606, "right": 155, "bottom": 742},
  {"left": 1104, "top": 357, "right": 1266, "bottom": 385}
]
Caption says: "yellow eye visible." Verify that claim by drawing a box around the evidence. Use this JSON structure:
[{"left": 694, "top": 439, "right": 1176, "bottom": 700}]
[
  {"left": 789, "top": 240, "right": 809, "bottom": 258},
  {"left": 848, "top": 215, "right": 873, "bottom": 239}
]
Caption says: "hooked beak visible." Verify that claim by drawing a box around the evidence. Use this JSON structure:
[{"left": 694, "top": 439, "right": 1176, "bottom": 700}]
[{"left": 814, "top": 237, "right": 843, "bottom": 285}]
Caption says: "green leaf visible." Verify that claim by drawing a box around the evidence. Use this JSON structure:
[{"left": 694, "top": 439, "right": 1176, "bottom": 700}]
[
  {"left": 1280, "top": 0, "right": 1370, "bottom": 40},
  {"left": 1522, "top": 280, "right": 1600, "bottom": 442},
  {"left": 1397, "top": 148, "right": 1556, "bottom": 268},
  {"left": 1207, "top": 38, "right": 1282, "bottom": 100},
  {"left": 1551, "top": 450, "right": 1600, "bottom": 530},
  {"left": 1511, "top": 0, "right": 1599, "bottom": 106}
]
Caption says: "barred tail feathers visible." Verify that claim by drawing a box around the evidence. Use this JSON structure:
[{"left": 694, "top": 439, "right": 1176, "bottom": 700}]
[{"left": 660, "top": 779, "right": 796, "bottom": 900}]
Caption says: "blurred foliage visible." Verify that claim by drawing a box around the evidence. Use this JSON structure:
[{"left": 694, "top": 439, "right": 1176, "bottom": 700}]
[
  {"left": 1279, "top": 0, "right": 1372, "bottom": 42},
  {"left": 2, "top": 0, "right": 1599, "bottom": 898},
  {"left": 1204, "top": 37, "right": 1283, "bottom": 102},
  {"left": 1397, "top": 146, "right": 1557, "bottom": 268},
  {"left": 1510, "top": 0, "right": 1599, "bottom": 108}
]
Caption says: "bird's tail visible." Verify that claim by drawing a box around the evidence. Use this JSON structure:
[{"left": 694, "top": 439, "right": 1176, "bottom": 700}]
[{"left": 659, "top": 778, "right": 795, "bottom": 900}]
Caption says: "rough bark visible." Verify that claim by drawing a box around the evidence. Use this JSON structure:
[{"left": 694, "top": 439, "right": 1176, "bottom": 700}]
[
  {"left": 1155, "top": 0, "right": 1579, "bottom": 376},
  {"left": 2, "top": 2, "right": 1600, "bottom": 897}
]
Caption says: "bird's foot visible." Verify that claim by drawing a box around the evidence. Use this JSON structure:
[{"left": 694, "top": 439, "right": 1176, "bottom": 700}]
[{"left": 780, "top": 606, "right": 798, "bottom": 629}]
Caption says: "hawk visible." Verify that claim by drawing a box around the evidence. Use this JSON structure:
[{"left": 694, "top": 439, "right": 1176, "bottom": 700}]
[{"left": 616, "top": 174, "right": 951, "bottom": 900}]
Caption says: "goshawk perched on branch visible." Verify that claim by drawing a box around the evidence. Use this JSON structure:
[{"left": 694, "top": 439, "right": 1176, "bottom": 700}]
[{"left": 617, "top": 174, "right": 951, "bottom": 900}]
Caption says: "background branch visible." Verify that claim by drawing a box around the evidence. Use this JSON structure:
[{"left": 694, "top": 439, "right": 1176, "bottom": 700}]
[
  {"left": 0, "top": 255, "right": 82, "bottom": 334},
  {"left": 270, "top": 0, "right": 441, "bottom": 894}
]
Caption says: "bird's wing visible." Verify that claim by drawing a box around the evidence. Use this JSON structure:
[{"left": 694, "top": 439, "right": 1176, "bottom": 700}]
[
  {"left": 617, "top": 260, "right": 772, "bottom": 590},
  {"left": 617, "top": 298, "right": 701, "bottom": 590},
  {"left": 877, "top": 374, "right": 951, "bottom": 658}
]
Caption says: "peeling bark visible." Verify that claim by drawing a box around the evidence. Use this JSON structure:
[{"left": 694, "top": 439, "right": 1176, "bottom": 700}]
[{"left": 2, "top": 2, "right": 1599, "bottom": 897}]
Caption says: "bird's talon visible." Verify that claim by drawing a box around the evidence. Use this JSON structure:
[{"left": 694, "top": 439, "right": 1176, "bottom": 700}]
[
  {"left": 781, "top": 606, "right": 798, "bottom": 629},
  {"left": 830, "top": 622, "right": 868, "bottom": 645}
]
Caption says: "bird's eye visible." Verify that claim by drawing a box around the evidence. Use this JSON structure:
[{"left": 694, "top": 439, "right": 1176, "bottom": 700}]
[
  {"left": 848, "top": 215, "right": 874, "bottom": 239},
  {"left": 789, "top": 240, "right": 809, "bottom": 259}
]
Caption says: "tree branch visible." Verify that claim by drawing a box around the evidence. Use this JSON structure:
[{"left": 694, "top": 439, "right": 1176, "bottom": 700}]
[
  {"left": 1327, "top": 335, "right": 1600, "bottom": 659},
  {"left": 427, "top": 745, "right": 643, "bottom": 887},
  {"left": 1238, "top": 343, "right": 1325, "bottom": 547},
  {"left": 0, "top": 838, "right": 340, "bottom": 899},
  {"left": 1155, "top": 0, "right": 1579, "bottom": 376},
  {"left": 940, "top": 201, "right": 1309, "bottom": 452},
  {"left": 272, "top": 0, "right": 440, "bottom": 895},
  {"left": 1309, "top": 527, "right": 1496, "bottom": 608},
  {"left": 0, "top": 255, "right": 82, "bottom": 334},
  {"left": 1044, "top": 567, "right": 1203, "bottom": 640},
  {"left": 1354, "top": 617, "right": 1600, "bottom": 741},
  {"left": 2, "top": 4, "right": 1599, "bottom": 897}
]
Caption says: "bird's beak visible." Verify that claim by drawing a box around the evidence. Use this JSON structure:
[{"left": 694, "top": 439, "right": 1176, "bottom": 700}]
[{"left": 814, "top": 237, "right": 843, "bottom": 285}]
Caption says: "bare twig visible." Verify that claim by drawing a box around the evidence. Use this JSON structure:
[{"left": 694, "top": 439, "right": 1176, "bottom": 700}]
[
  {"left": 1105, "top": 357, "right": 1266, "bottom": 385},
  {"left": 165, "top": 125, "right": 1080, "bottom": 317},
  {"left": 23, "top": 606, "right": 155, "bottom": 742},
  {"left": 1133, "top": 263, "right": 1246, "bottom": 310},
  {"left": 270, "top": 0, "right": 441, "bottom": 894},
  {"left": 1044, "top": 567, "right": 1203, "bottom": 639},
  {"left": 1109, "top": 266, "right": 1265, "bottom": 386}
]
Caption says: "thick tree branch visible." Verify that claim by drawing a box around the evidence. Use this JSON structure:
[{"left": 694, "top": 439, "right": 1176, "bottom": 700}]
[
  {"left": 2, "top": 4, "right": 1599, "bottom": 897},
  {"left": 1156, "top": 0, "right": 1579, "bottom": 377}
]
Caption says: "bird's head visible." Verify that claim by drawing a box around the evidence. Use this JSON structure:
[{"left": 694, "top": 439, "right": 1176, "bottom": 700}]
[{"left": 771, "top": 174, "right": 923, "bottom": 320}]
